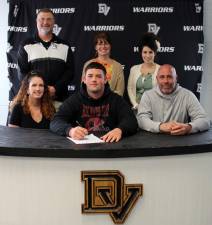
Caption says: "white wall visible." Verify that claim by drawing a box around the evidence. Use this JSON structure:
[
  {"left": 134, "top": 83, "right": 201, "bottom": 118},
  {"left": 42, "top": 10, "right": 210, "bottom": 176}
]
[
  {"left": 0, "top": 154, "right": 212, "bottom": 225},
  {"left": 200, "top": 0, "right": 212, "bottom": 119},
  {"left": 0, "top": 1, "right": 212, "bottom": 125},
  {"left": 0, "top": 1, "right": 9, "bottom": 125}
]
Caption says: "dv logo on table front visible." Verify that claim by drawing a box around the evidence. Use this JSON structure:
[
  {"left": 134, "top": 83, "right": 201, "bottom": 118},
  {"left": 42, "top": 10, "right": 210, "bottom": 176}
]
[{"left": 81, "top": 170, "right": 143, "bottom": 224}]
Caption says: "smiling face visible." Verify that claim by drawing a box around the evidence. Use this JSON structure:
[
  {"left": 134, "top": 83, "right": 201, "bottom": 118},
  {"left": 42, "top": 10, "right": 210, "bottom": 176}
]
[
  {"left": 82, "top": 68, "right": 107, "bottom": 98},
  {"left": 27, "top": 76, "right": 45, "bottom": 100},
  {"left": 95, "top": 39, "right": 111, "bottom": 57},
  {"left": 141, "top": 46, "right": 156, "bottom": 64},
  {"left": 156, "top": 65, "right": 177, "bottom": 94},
  {"left": 36, "top": 11, "right": 55, "bottom": 36}
]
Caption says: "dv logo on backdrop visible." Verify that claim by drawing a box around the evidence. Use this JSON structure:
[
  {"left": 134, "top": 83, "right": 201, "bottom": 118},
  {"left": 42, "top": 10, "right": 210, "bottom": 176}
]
[
  {"left": 195, "top": 3, "right": 202, "bottom": 13},
  {"left": 13, "top": 4, "right": 19, "bottom": 17},
  {"left": 198, "top": 43, "right": 204, "bottom": 54},
  {"left": 81, "top": 170, "right": 143, "bottom": 224},
  {"left": 148, "top": 23, "right": 160, "bottom": 35},
  {"left": 197, "top": 83, "right": 202, "bottom": 93},
  {"left": 7, "top": 43, "right": 13, "bottom": 53},
  {"left": 53, "top": 24, "right": 62, "bottom": 36},
  {"left": 98, "top": 3, "right": 110, "bottom": 16},
  {"left": 71, "top": 46, "right": 76, "bottom": 52}
]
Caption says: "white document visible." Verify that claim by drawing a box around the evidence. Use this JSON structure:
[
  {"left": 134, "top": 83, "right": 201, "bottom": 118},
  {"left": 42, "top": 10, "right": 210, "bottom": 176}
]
[{"left": 67, "top": 134, "right": 104, "bottom": 144}]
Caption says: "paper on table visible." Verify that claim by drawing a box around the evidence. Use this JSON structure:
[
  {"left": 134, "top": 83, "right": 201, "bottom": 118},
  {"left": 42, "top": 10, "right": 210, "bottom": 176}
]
[{"left": 67, "top": 134, "right": 104, "bottom": 144}]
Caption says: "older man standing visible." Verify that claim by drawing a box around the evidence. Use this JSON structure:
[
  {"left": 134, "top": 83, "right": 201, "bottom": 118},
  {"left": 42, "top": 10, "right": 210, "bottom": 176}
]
[
  {"left": 17, "top": 8, "right": 74, "bottom": 109},
  {"left": 137, "top": 64, "right": 210, "bottom": 135}
]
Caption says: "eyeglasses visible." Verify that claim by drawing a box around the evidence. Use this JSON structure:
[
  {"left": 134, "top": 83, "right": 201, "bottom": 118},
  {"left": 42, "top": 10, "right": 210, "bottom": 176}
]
[{"left": 96, "top": 42, "right": 110, "bottom": 46}]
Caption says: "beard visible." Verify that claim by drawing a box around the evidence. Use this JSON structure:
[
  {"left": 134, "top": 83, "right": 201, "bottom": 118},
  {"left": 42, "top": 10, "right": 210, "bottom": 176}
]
[{"left": 39, "top": 27, "right": 52, "bottom": 35}]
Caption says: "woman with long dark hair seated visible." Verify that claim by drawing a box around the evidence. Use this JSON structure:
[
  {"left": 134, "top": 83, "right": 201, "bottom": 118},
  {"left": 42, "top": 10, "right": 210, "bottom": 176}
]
[{"left": 8, "top": 71, "right": 55, "bottom": 129}]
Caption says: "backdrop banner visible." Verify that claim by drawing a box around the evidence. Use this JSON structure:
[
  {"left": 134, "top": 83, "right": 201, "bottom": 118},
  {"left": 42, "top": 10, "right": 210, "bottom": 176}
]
[{"left": 7, "top": 0, "right": 204, "bottom": 101}]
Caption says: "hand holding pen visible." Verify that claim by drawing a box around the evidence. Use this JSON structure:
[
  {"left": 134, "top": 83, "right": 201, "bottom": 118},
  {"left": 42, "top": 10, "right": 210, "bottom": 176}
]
[{"left": 69, "top": 121, "right": 88, "bottom": 140}]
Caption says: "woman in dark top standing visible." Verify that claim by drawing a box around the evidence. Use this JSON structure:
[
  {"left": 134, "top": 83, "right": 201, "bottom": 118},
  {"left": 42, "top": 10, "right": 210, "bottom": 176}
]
[{"left": 8, "top": 71, "right": 55, "bottom": 129}]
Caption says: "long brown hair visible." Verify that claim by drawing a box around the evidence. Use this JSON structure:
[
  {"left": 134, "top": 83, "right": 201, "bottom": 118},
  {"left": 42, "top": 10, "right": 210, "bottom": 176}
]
[{"left": 10, "top": 71, "right": 55, "bottom": 120}]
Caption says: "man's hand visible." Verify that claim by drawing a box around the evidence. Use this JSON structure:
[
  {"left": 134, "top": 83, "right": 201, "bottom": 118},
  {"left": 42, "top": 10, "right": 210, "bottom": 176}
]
[
  {"left": 48, "top": 85, "right": 56, "bottom": 97},
  {"left": 170, "top": 122, "right": 192, "bottom": 135},
  {"left": 69, "top": 126, "right": 88, "bottom": 140},
  {"left": 101, "top": 128, "right": 122, "bottom": 143},
  {"left": 159, "top": 122, "right": 176, "bottom": 133},
  {"left": 160, "top": 121, "right": 192, "bottom": 135}
]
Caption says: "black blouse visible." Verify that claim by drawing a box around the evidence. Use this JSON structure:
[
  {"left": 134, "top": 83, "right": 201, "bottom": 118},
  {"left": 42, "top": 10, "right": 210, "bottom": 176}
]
[{"left": 9, "top": 104, "right": 50, "bottom": 129}]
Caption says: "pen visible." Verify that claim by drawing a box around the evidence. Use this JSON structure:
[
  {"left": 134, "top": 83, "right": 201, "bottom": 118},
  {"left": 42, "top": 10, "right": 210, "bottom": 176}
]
[
  {"left": 76, "top": 121, "right": 90, "bottom": 135},
  {"left": 76, "top": 120, "right": 82, "bottom": 127}
]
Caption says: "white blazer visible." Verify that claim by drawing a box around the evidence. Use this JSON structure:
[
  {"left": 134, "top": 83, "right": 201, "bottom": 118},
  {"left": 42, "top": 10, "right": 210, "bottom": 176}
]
[{"left": 127, "top": 63, "right": 160, "bottom": 108}]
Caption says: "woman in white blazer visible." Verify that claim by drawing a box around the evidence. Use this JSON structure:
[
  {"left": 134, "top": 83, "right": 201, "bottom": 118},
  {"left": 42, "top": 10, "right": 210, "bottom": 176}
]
[{"left": 128, "top": 33, "right": 160, "bottom": 110}]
